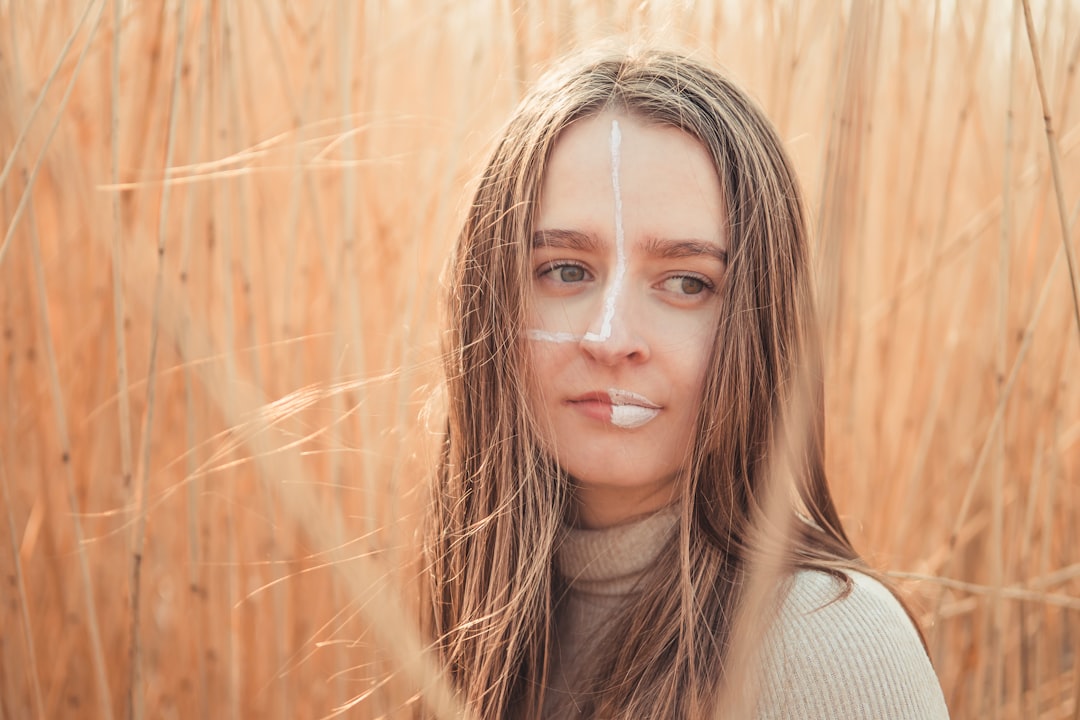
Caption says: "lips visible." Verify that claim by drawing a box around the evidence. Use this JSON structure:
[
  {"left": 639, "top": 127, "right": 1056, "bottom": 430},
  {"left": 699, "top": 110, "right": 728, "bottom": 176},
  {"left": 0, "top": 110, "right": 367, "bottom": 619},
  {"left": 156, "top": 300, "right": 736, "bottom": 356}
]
[
  {"left": 568, "top": 388, "right": 661, "bottom": 429},
  {"left": 606, "top": 388, "right": 660, "bottom": 408},
  {"left": 609, "top": 403, "right": 660, "bottom": 429}
]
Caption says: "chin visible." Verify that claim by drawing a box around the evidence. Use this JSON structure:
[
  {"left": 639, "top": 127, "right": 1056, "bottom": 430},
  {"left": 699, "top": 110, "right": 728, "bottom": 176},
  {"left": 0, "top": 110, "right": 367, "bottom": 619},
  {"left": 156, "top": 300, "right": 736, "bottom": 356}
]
[{"left": 563, "top": 460, "right": 681, "bottom": 495}]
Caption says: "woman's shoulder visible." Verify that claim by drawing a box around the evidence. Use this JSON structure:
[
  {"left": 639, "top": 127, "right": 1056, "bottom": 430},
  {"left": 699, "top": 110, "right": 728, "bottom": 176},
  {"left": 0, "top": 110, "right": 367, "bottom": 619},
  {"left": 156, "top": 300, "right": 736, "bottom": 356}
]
[{"left": 754, "top": 569, "right": 950, "bottom": 720}]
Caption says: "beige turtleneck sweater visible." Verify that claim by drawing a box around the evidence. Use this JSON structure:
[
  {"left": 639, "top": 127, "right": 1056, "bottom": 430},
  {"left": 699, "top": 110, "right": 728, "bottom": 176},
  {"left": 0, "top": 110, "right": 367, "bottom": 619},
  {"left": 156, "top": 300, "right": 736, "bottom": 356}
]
[{"left": 544, "top": 507, "right": 950, "bottom": 719}]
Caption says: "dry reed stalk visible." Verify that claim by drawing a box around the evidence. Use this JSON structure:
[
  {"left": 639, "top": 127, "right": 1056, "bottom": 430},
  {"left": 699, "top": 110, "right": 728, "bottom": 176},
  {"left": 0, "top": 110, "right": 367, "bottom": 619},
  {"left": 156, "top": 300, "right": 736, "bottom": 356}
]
[
  {"left": 252, "top": 0, "right": 315, "bottom": 363},
  {"left": 2, "top": 13, "right": 62, "bottom": 719},
  {"left": 906, "top": 2, "right": 990, "bottom": 507},
  {"left": 0, "top": 459, "right": 45, "bottom": 719},
  {"left": 1039, "top": 390, "right": 1061, "bottom": 720},
  {"left": 222, "top": 4, "right": 292, "bottom": 717},
  {"left": 765, "top": 0, "right": 801, "bottom": 135},
  {"left": 813, "top": 2, "right": 881, "bottom": 519},
  {"left": 1022, "top": 432, "right": 1047, "bottom": 717},
  {"left": 892, "top": 572, "right": 1080, "bottom": 611},
  {"left": 178, "top": 7, "right": 213, "bottom": 714},
  {"left": 0, "top": 0, "right": 98, "bottom": 194},
  {"left": 990, "top": 1, "right": 1022, "bottom": 715},
  {"left": 26, "top": 196, "right": 114, "bottom": 719},
  {"left": 126, "top": 4, "right": 189, "bottom": 719},
  {"left": 332, "top": 1, "right": 363, "bottom": 709},
  {"left": 0, "top": 0, "right": 105, "bottom": 268},
  {"left": 887, "top": 0, "right": 942, "bottom": 339},
  {"left": 7, "top": 5, "right": 115, "bottom": 717},
  {"left": 930, "top": 189, "right": 1078, "bottom": 671},
  {"left": 897, "top": 243, "right": 978, "bottom": 560},
  {"left": 210, "top": 7, "right": 242, "bottom": 718},
  {"left": 108, "top": 0, "right": 132, "bottom": 501},
  {"left": 1022, "top": 0, "right": 1080, "bottom": 340}
]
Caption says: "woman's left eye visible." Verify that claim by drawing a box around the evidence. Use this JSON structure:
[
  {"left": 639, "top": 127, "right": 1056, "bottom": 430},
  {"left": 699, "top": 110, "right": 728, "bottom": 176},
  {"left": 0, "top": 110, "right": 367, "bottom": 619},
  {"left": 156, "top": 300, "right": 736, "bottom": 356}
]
[{"left": 661, "top": 274, "right": 713, "bottom": 296}]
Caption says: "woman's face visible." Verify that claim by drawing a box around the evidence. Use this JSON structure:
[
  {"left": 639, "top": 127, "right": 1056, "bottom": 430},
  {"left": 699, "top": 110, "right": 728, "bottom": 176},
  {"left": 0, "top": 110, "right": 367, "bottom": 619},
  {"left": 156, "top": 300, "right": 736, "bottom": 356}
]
[{"left": 526, "top": 111, "right": 727, "bottom": 528}]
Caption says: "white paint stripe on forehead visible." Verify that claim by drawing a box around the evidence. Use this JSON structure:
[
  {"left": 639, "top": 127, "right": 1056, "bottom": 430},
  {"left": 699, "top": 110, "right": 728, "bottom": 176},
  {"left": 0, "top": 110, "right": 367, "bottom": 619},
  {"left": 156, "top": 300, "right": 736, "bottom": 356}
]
[{"left": 582, "top": 119, "right": 626, "bottom": 344}]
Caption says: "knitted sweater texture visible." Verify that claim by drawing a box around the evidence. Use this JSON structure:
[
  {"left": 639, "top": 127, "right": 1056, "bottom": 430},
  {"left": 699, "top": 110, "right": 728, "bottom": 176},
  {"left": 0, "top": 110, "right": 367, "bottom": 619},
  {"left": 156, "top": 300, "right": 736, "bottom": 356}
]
[{"left": 543, "top": 507, "right": 951, "bottom": 719}]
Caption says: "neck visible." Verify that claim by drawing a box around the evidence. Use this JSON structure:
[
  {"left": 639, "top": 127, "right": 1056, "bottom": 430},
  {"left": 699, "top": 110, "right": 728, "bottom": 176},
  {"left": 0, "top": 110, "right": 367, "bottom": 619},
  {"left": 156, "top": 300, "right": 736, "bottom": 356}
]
[{"left": 570, "top": 481, "right": 679, "bottom": 529}]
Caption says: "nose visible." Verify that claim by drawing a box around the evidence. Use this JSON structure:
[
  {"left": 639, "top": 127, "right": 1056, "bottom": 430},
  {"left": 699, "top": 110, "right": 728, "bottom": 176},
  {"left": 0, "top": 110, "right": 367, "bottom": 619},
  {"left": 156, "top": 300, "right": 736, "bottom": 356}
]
[{"left": 579, "top": 295, "right": 650, "bottom": 365}]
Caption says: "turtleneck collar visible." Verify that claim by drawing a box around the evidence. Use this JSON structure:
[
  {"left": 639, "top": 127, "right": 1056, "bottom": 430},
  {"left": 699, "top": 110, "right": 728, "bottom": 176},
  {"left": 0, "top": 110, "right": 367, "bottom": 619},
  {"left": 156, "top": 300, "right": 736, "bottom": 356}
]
[{"left": 555, "top": 504, "right": 679, "bottom": 597}]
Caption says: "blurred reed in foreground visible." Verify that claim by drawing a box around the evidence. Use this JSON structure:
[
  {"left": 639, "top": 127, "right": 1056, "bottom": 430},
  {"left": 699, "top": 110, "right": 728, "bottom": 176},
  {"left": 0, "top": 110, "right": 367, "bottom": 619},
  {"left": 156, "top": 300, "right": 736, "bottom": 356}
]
[{"left": 1, "top": 1, "right": 1078, "bottom": 718}]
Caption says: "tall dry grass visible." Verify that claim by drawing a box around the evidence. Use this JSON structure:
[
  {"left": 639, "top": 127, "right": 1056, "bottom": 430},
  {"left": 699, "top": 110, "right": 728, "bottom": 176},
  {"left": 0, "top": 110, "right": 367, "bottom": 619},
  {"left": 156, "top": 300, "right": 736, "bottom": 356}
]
[{"left": 0, "top": 1, "right": 1078, "bottom": 718}]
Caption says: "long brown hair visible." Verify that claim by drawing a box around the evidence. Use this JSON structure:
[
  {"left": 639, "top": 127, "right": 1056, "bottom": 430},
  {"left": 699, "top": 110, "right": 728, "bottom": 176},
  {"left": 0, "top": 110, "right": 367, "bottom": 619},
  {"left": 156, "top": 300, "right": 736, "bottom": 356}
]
[{"left": 426, "top": 44, "right": 872, "bottom": 718}]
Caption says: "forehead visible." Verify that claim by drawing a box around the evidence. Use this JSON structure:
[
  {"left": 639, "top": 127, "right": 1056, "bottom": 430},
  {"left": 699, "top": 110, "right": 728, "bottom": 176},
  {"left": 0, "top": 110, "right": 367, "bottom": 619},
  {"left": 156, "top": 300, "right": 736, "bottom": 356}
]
[{"left": 537, "top": 111, "right": 726, "bottom": 248}]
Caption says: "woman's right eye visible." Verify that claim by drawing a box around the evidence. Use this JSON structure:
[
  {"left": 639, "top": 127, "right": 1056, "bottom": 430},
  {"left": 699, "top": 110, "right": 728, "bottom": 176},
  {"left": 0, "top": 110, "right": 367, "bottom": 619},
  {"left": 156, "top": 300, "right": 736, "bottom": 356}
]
[
  {"left": 539, "top": 262, "right": 590, "bottom": 284},
  {"left": 555, "top": 264, "right": 586, "bottom": 283}
]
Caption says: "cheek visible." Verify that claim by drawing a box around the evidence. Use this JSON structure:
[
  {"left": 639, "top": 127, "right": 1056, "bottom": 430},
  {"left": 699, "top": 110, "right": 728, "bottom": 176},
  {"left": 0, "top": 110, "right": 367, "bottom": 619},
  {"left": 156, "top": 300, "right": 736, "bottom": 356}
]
[
  {"left": 523, "top": 342, "right": 560, "bottom": 417},
  {"left": 656, "top": 313, "right": 719, "bottom": 368},
  {"left": 664, "top": 321, "right": 718, "bottom": 401},
  {"left": 528, "top": 294, "right": 592, "bottom": 340}
]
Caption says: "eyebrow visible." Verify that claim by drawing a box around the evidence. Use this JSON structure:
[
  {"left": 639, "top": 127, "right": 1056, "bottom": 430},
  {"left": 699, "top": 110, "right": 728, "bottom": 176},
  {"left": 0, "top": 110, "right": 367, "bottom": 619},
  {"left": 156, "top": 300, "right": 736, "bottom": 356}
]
[
  {"left": 531, "top": 228, "right": 600, "bottom": 252},
  {"left": 643, "top": 236, "right": 728, "bottom": 264},
  {"left": 533, "top": 228, "right": 727, "bottom": 264}
]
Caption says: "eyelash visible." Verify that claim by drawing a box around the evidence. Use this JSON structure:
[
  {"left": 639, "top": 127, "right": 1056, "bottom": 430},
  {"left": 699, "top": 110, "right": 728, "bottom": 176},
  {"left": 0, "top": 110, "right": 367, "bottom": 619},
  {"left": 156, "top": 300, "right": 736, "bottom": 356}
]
[{"left": 537, "top": 261, "right": 590, "bottom": 283}]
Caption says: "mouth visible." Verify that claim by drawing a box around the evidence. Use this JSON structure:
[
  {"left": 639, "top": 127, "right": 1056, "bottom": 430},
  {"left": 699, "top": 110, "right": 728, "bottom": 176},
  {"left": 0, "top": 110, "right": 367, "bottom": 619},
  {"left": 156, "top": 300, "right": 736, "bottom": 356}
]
[{"left": 568, "top": 388, "right": 661, "bottom": 429}]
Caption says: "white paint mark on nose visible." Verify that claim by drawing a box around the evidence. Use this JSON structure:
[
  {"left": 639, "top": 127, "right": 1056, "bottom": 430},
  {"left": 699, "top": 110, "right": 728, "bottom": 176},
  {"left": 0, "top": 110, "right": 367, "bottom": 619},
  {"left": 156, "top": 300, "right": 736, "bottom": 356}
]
[
  {"left": 582, "top": 119, "right": 625, "bottom": 344},
  {"left": 525, "top": 329, "right": 581, "bottom": 343}
]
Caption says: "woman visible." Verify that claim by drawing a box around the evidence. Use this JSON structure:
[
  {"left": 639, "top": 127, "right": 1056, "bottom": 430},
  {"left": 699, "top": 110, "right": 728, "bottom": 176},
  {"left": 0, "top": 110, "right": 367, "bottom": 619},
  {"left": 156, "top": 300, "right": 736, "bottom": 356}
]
[{"left": 426, "top": 45, "right": 949, "bottom": 719}]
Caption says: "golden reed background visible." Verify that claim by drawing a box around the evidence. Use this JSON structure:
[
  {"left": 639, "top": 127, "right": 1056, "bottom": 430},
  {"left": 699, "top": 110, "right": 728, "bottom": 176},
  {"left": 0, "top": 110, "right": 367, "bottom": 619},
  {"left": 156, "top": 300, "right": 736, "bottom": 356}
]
[{"left": 1, "top": 1, "right": 1079, "bottom": 718}]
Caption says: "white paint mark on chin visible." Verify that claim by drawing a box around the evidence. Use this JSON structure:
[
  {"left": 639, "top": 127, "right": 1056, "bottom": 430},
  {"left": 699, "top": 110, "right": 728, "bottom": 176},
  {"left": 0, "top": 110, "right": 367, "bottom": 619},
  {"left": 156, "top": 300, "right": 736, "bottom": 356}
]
[{"left": 582, "top": 118, "right": 626, "bottom": 345}]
